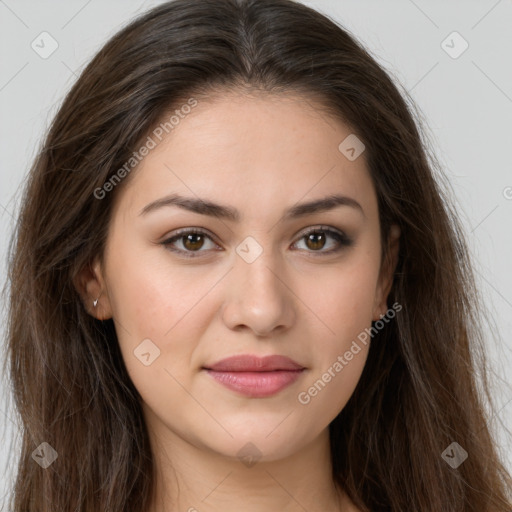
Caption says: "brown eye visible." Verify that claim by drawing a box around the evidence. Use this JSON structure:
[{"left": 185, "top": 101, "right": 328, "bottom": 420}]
[
  {"left": 305, "top": 231, "right": 327, "bottom": 251},
  {"left": 161, "top": 226, "right": 352, "bottom": 259},
  {"left": 293, "top": 226, "right": 353, "bottom": 255},
  {"left": 182, "top": 233, "right": 205, "bottom": 251},
  {"left": 161, "top": 228, "right": 219, "bottom": 258}
]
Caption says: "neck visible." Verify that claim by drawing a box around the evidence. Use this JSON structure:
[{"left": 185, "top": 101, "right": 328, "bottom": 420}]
[{"left": 144, "top": 412, "right": 349, "bottom": 512}]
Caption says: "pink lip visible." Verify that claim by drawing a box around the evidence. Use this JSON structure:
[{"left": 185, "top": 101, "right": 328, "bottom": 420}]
[{"left": 203, "top": 355, "right": 305, "bottom": 398}]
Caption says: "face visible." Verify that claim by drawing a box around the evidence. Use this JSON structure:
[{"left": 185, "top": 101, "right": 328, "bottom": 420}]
[{"left": 81, "top": 91, "right": 398, "bottom": 463}]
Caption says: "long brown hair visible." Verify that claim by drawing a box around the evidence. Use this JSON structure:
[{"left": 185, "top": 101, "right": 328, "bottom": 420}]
[{"left": 5, "top": 0, "right": 511, "bottom": 510}]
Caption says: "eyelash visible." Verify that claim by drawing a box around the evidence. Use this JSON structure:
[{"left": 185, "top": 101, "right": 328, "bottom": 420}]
[{"left": 160, "top": 226, "right": 353, "bottom": 259}]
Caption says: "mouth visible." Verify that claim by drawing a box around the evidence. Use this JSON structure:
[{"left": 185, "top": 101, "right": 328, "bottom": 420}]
[{"left": 202, "top": 354, "right": 306, "bottom": 398}]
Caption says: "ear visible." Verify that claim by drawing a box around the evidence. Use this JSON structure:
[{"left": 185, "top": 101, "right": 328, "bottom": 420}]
[
  {"left": 372, "top": 224, "right": 400, "bottom": 321},
  {"left": 73, "top": 256, "right": 113, "bottom": 320}
]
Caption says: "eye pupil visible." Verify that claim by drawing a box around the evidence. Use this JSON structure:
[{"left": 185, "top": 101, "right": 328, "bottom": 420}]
[
  {"left": 183, "top": 234, "right": 204, "bottom": 250},
  {"left": 306, "top": 232, "right": 326, "bottom": 250},
  {"left": 164, "top": 227, "right": 348, "bottom": 258}
]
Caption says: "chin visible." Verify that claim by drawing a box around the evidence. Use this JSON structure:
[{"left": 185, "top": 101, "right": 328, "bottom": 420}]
[{"left": 193, "top": 421, "right": 318, "bottom": 464}]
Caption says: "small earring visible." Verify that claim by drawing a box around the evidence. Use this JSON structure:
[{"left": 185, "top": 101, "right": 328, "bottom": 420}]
[{"left": 93, "top": 291, "right": 102, "bottom": 308}]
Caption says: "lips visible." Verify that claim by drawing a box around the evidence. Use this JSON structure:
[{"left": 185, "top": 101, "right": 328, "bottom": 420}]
[
  {"left": 205, "top": 355, "right": 304, "bottom": 372},
  {"left": 203, "top": 355, "right": 305, "bottom": 398}
]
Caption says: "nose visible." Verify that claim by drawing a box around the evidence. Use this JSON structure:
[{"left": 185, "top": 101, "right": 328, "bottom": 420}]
[{"left": 221, "top": 248, "right": 296, "bottom": 338}]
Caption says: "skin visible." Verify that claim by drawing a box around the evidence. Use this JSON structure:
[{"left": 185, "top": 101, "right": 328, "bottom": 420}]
[{"left": 77, "top": 90, "right": 400, "bottom": 512}]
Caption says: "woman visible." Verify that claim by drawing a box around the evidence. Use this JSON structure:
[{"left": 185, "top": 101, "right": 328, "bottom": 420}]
[{"left": 5, "top": 0, "right": 511, "bottom": 510}]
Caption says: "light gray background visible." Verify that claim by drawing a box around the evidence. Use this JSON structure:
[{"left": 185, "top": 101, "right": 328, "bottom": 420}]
[{"left": 1, "top": 0, "right": 511, "bottom": 507}]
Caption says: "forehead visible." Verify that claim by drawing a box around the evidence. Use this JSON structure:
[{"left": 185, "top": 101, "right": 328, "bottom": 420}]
[{"left": 114, "top": 91, "right": 376, "bottom": 220}]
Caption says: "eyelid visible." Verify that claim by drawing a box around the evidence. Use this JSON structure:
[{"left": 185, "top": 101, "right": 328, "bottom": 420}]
[
  {"left": 290, "top": 225, "right": 352, "bottom": 254},
  {"left": 160, "top": 225, "right": 352, "bottom": 258},
  {"left": 293, "top": 224, "right": 346, "bottom": 240},
  {"left": 161, "top": 226, "right": 222, "bottom": 256},
  {"left": 165, "top": 226, "right": 218, "bottom": 243}
]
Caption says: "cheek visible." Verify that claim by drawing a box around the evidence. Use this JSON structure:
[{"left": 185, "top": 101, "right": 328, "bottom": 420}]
[
  {"left": 309, "top": 252, "right": 381, "bottom": 343},
  {"left": 106, "top": 236, "right": 208, "bottom": 340},
  {"left": 105, "top": 256, "right": 201, "bottom": 422},
  {"left": 104, "top": 240, "right": 223, "bottom": 393},
  {"left": 107, "top": 258, "right": 172, "bottom": 343},
  {"left": 295, "top": 252, "right": 380, "bottom": 413},
  {"left": 296, "top": 274, "right": 374, "bottom": 420},
  {"left": 296, "top": 343, "right": 368, "bottom": 426}
]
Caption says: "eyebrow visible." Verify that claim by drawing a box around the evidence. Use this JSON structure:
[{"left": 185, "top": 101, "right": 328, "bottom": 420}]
[{"left": 138, "top": 193, "right": 364, "bottom": 221}]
